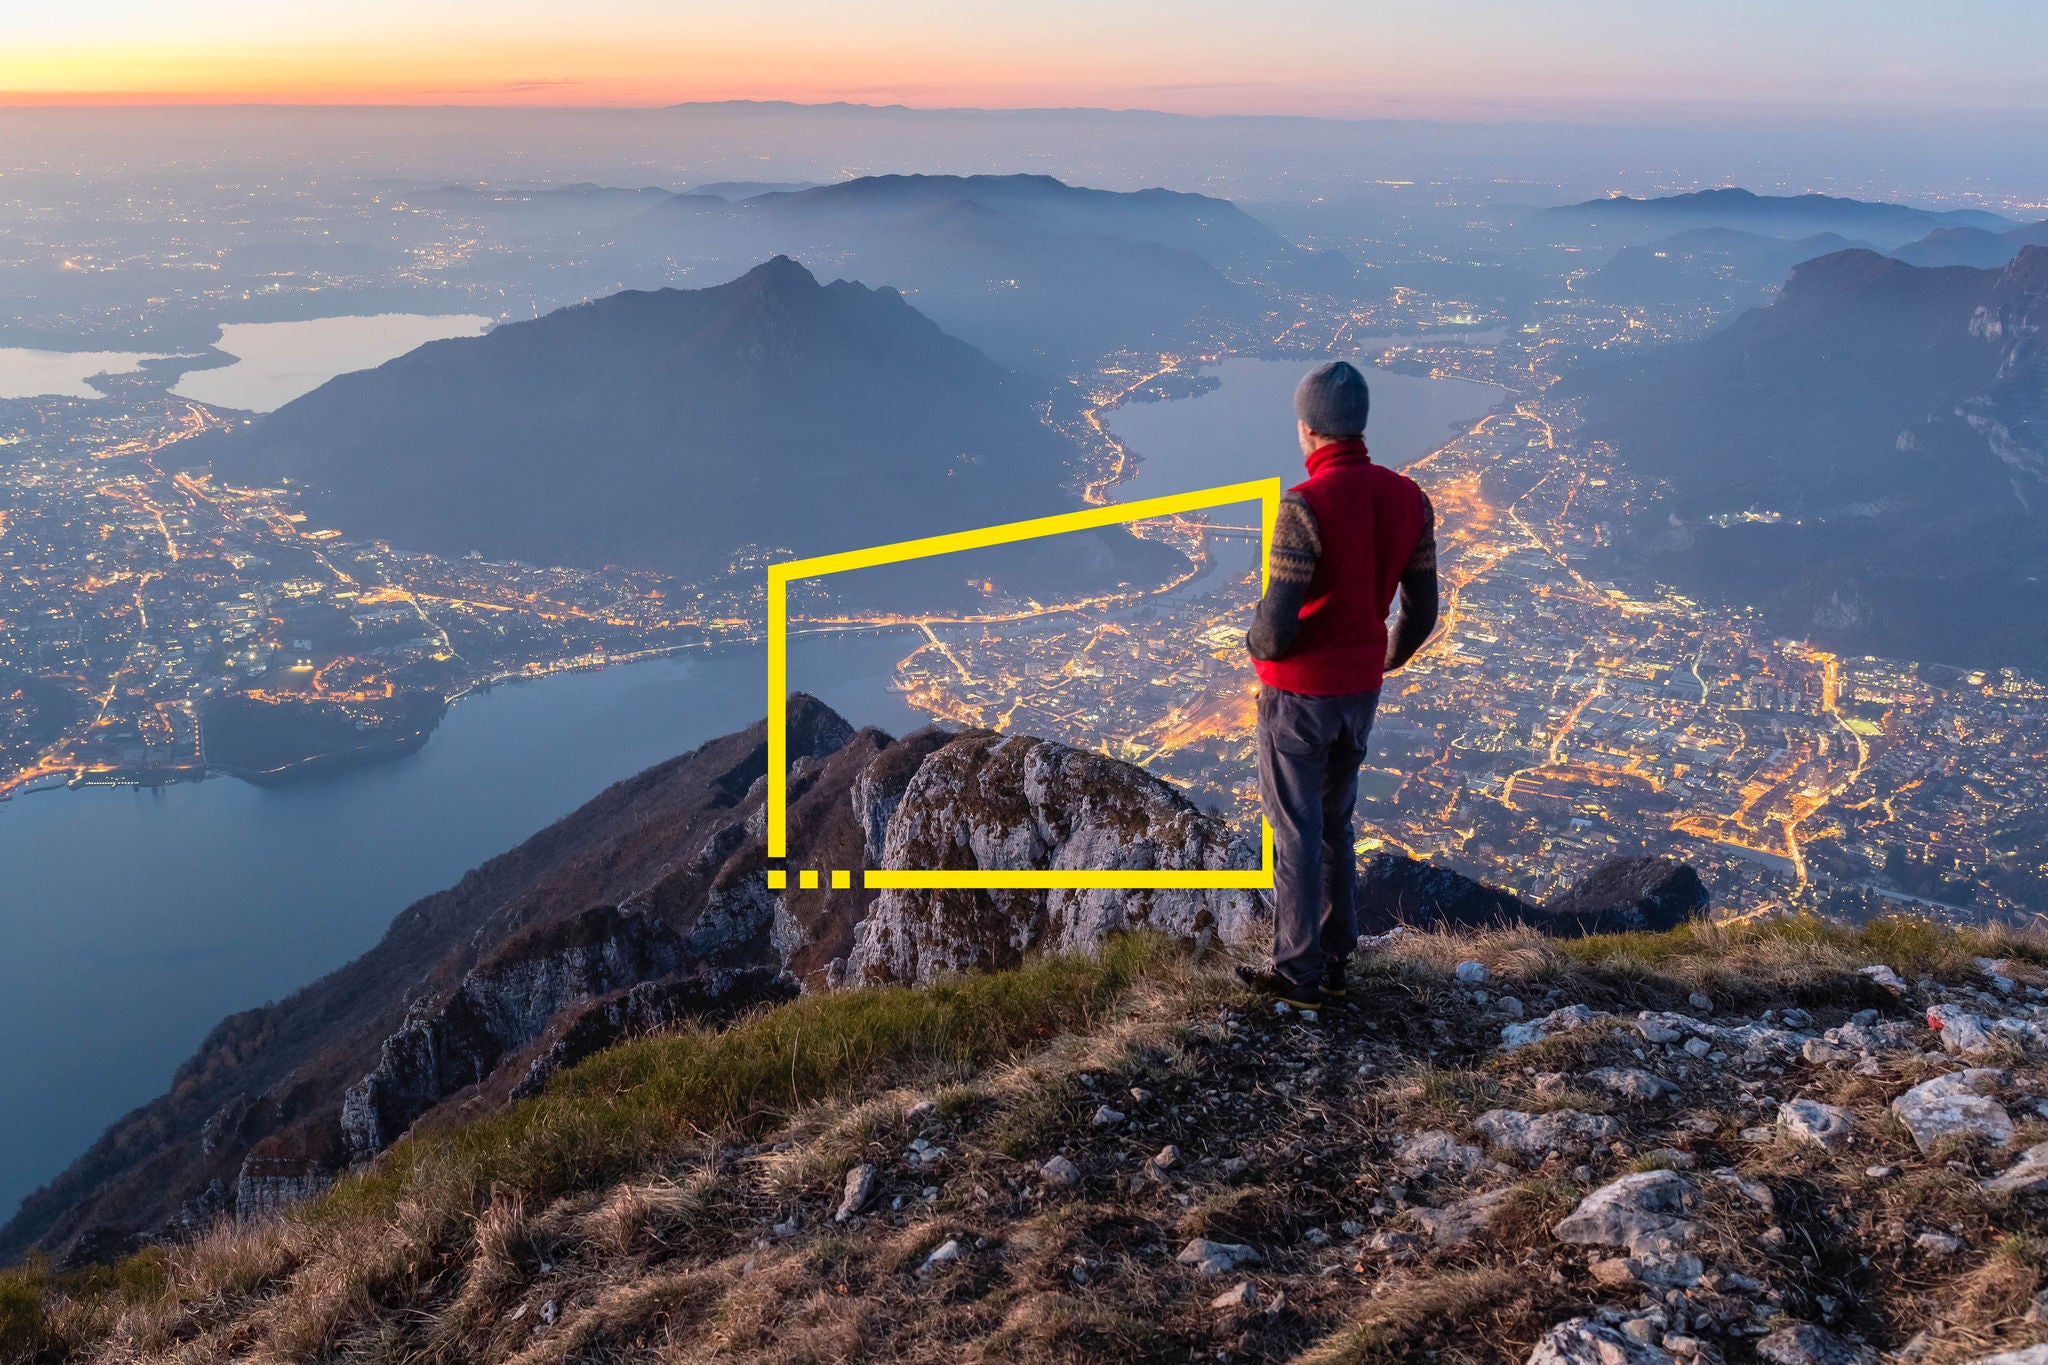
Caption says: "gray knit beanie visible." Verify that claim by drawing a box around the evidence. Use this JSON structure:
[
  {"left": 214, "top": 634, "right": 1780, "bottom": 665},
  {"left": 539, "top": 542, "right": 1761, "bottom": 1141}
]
[{"left": 1294, "top": 360, "right": 1370, "bottom": 437}]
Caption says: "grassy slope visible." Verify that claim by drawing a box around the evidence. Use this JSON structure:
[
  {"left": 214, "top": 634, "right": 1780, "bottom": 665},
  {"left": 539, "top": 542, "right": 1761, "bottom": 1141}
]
[{"left": 7, "top": 917, "right": 2048, "bottom": 1365}]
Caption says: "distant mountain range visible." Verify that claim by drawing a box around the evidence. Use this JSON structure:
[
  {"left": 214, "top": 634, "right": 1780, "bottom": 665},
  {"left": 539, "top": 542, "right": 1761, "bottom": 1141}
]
[
  {"left": 1585, "top": 219, "right": 2048, "bottom": 309},
  {"left": 199, "top": 257, "right": 1173, "bottom": 592},
  {"left": 683, "top": 180, "right": 818, "bottom": 199},
  {"left": 1536, "top": 188, "right": 2014, "bottom": 250},
  {"left": 737, "top": 174, "right": 1292, "bottom": 266},
  {"left": 1895, "top": 218, "right": 2048, "bottom": 269},
  {"left": 620, "top": 174, "right": 1342, "bottom": 369},
  {"left": 1547, "top": 190, "right": 2042, "bottom": 312},
  {"left": 1580, "top": 227, "right": 1873, "bottom": 309},
  {"left": 1576, "top": 245, "right": 2048, "bottom": 670},
  {"left": 421, "top": 173, "right": 1346, "bottom": 371}
]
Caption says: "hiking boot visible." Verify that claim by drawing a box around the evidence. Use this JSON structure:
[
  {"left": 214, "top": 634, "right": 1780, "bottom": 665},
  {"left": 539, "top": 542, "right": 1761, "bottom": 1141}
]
[
  {"left": 1320, "top": 960, "right": 1351, "bottom": 1005},
  {"left": 1234, "top": 964, "right": 1322, "bottom": 1014}
]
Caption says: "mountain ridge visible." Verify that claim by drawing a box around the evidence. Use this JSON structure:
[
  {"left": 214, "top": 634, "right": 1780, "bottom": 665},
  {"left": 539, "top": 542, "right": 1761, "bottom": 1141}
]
[
  {"left": 1896, "top": 218, "right": 2048, "bottom": 270},
  {"left": 1579, "top": 226, "right": 1873, "bottom": 309},
  {"left": 604, "top": 172, "right": 1328, "bottom": 367},
  {"left": 1576, "top": 244, "right": 2048, "bottom": 670},
  {"left": 196, "top": 256, "right": 1167, "bottom": 591},
  {"left": 1538, "top": 187, "right": 2015, "bottom": 248}
]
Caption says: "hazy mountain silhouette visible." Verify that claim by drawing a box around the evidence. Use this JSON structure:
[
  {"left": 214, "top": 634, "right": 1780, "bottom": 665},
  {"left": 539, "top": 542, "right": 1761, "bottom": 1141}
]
[
  {"left": 1581, "top": 227, "right": 1871, "bottom": 308},
  {"left": 1896, "top": 219, "right": 2048, "bottom": 269},
  {"left": 597, "top": 173, "right": 1343, "bottom": 369},
  {"left": 1577, "top": 246, "right": 2048, "bottom": 669},
  {"left": 201, "top": 257, "right": 1167, "bottom": 590},
  {"left": 1537, "top": 188, "right": 2014, "bottom": 249},
  {"left": 684, "top": 180, "right": 818, "bottom": 199},
  {"left": 738, "top": 174, "right": 1292, "bottom": 266}
]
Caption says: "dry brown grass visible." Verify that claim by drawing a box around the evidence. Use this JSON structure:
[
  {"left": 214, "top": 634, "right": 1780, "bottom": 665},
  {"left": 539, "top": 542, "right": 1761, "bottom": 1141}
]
[
  {"left": 963, "top": 1291, "right": 1176, "bottom": 1364},
  {"left": 750, "top": 1092, "right": 912, "bottom": 1202},
  {"left": 1914, "top": 1235, "right": 2048, "bottom": 1364},
  {"left": 1291, "top": 1267, "right": 1542, "bottom": 1364},
  {"left": 507, "top": 1266, "right": 717, "bottom": 1364},
  {"left": 19, "top": 915, "right": 2048, "bottom": 1365},
  {"left": 1369, "top": 913, "right": 1974, "bottom": 1014}
]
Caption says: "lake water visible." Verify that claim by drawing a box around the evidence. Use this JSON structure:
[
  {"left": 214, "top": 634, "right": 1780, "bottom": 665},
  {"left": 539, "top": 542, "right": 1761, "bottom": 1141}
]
[
  {"left": 1103, "top": 355, "right": 1506, "bottom": 498},
  {"left": 0, "top": 314, "right": 495, "bottom": 409},
  {"left": 171, "top": 313, "right": 494, "bottom": 412},
  {"left": 0, "top": 630, "right": 920, "bottom": 1222},
  {"left": 0, "top": 348, "right": 165, "bottom": 399}
]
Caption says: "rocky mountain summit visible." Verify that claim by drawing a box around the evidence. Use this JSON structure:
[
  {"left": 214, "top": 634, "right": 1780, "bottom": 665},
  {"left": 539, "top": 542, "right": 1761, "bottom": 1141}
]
[
  {"left": 10, "top": 894, "right": 2048, "bottom": 1363},
  {"left": 5, "top": 699, "right": 1708, "bottom": 1274},
  {"left": 1360, "top": 851, "right": 1708, "bottom": 936}
]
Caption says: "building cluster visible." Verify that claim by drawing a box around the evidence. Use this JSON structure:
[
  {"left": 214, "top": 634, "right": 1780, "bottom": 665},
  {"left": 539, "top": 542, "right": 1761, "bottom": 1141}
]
[{"left": 0, "top": 392, "right": 766, "bottom": 793}]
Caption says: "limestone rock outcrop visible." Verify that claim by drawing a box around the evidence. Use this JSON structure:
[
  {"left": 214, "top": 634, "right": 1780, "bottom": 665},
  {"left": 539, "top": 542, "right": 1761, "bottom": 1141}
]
[{"left": 847, "top": 731, "right": 1260, "bottom": 985}]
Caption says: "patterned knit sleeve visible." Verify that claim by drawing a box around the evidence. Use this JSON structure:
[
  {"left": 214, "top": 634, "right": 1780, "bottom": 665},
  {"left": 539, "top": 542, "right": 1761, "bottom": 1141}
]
[
  {"left": 1246, "top": 490, "right": 1321, "bottom": 661},
  {"left": 1385, "top": 491, "right": 1440, "bottom": 673},
  {"left": 1404, "top": 492, "right": 1437, "bottom": 576}
]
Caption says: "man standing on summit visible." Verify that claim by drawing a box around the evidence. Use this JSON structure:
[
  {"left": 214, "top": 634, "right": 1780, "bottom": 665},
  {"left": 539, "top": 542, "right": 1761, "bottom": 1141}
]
[{"left": 1240, "top": 360, "right": 1439, "bottom": 1013}]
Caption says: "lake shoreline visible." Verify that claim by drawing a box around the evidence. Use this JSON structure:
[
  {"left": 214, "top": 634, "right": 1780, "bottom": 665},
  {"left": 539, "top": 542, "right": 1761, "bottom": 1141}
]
[
  {"left": 0, "top": 311, "right": 495, "bottom": 408},
  {"left": 1101, "top": 352, "right": 1509, "bottom": 506},
  {"left": 0, "top": 629, "right": 926, "bottom": 1218}
]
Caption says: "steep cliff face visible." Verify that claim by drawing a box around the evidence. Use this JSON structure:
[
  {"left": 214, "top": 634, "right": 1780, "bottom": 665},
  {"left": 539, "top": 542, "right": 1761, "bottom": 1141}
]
[
  {"left": 233, "top": 1159, "right": 335, "bottom": 1224},
  {"left": 848, "top": 731, "right": 1260, "bottom": 985},
  {"left": 509, "top": 968, "right": 793, "bottom": 1101},
  {"left": 337, "top": 907, "right": 790, "bottom": 1160},
  {"left": 1967, "top": 246, "right": 2048, "bottom": 496}
]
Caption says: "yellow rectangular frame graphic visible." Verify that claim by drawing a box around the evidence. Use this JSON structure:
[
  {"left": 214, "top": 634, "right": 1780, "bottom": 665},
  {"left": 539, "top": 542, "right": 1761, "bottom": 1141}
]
[{"left": 767, "top": 477, "right": 1281, "bottom": 890}]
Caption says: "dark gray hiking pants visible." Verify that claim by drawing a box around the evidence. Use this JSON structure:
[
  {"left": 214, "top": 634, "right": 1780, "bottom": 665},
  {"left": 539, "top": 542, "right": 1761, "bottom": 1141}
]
[{"left": 1256, "top": 684, "right": 1381, "bottom": 989}]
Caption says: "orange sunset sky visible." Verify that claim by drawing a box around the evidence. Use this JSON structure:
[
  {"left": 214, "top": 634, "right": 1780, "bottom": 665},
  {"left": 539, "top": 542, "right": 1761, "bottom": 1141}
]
[{"left": 4, "top": 0, "right": 2045, "bottom": 117}]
